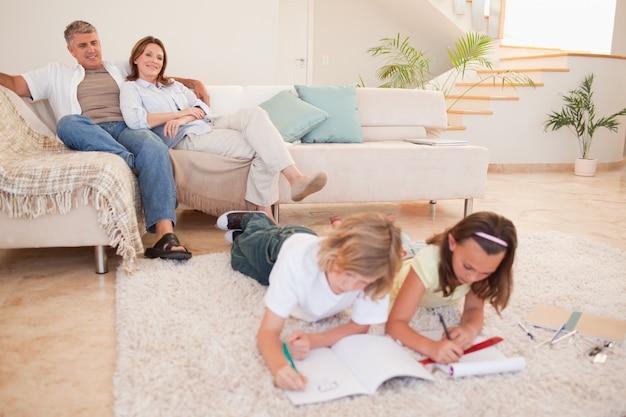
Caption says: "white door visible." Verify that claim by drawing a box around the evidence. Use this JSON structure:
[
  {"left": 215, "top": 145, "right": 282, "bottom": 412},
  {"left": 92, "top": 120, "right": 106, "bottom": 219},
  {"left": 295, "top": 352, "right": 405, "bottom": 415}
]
[{"left": 277, "top": 0, "right": 311, "bottom": 84}]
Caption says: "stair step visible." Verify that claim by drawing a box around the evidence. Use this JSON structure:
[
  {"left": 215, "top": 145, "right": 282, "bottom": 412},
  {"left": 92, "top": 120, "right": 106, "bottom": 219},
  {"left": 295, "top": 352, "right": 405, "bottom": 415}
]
[
  {"left": 447, "top": 82, "right": 541, "bottom": 96},
  {"left": 446, "top": 95, "right": 519, "bottom": 101},
  {"left": 496, "top": 44, "right": 566, "bottom": 58},
  {"left": 447, "top": 109, "right": 493, "bottom": 115},
  {"left": 478, "top": 67, "right": 570, "bottom": 73},
  {"left": 454, "top": 81, "right": 543, "bottom": 87},
  {"left": 445, "top": 125, "right": 466, "bottom": 131},
  {"left": 444, "top": 98, "right": 491, "bottom": 111},
  {"left": 498, "top": 54, "right": 573, "bottom": 70},
  {"left": 476, "top": 68, "right": 569, "bottom": 83},
  {"left": 499, "top": 52, "right": 570, "bottom": 61},
  {"left": 500, "top": 51, "right": 626, "bottom": 61}
]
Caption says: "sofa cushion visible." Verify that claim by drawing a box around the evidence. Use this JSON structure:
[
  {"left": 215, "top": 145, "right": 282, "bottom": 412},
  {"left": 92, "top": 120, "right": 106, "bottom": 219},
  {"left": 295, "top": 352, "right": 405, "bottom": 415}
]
[
  {"left": 295, "top": 84, "right": 363, "bottom": 143},
  {"left": 240, "top": 86, "right": 294, "bottom": 108},
  {"left": 361, "top": 126, "right": 427, "bottom": 141},
  {"left": 259, "top": 90, "right": 331, "bottom": 143},
  {"left": 356, "top": 88, "right": 448, "bottom": 140},
  {"left": 356, "top": 88, "right": 448, "bottom": 127},
  {"left": 205, "top": 86, "right": 244, "bottom": 115}
]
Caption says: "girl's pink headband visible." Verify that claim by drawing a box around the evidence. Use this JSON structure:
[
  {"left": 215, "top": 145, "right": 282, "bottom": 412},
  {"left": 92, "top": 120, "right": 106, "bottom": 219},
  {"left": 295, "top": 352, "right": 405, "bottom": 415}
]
[{"left": 474, "top": 232, "right": 508, "bottom": 248}]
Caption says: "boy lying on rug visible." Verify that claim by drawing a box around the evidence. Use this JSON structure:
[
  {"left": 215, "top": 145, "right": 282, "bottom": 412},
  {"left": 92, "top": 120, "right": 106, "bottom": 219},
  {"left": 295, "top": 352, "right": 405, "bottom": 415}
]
[{"left": 216, "top": 211, "right": 403, "bottom": 391}]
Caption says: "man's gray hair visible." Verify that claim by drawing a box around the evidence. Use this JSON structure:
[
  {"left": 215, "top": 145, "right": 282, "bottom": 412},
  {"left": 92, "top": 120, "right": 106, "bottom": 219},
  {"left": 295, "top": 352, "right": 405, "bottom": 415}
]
[{"left": 64, "top": 20, "right": 97, "bottom": 46}]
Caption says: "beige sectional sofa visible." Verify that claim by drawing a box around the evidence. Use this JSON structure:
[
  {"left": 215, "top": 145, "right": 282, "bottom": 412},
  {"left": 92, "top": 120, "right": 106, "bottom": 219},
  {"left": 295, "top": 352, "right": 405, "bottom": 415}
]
[
  {"left": 171, "top": 85, "right": 490, "bottom": 221},
  {"left": 0, "top": 84, "right": 489, "bottom": 273}
]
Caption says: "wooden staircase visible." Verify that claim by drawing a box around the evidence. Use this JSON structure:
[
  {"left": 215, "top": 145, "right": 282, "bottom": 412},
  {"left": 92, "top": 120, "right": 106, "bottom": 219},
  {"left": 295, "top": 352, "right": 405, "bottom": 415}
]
[
  {"left": 444, "top": 45, "right": 570, "bottom": 131},
  {"left": 435, "top": 0, "right": 626, "bottom": 166}
]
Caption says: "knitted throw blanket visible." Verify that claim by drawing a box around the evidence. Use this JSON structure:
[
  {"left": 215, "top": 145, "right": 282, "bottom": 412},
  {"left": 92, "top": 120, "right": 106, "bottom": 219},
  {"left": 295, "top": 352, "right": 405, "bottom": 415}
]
[{"left": 0, "top": 86, "right": 144, "bottom": 271}]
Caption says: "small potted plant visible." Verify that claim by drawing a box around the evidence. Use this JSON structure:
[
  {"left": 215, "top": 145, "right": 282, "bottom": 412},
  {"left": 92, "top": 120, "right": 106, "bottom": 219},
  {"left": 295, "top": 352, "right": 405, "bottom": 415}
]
[{"left": 544, "top": 73, "right": 626, "bottom": 176}]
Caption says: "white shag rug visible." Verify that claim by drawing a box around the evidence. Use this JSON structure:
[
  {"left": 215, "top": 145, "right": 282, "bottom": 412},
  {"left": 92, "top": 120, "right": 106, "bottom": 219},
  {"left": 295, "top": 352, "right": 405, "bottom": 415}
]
[{"left": 114, "top": 232, "right": 626, "bottom": 417}]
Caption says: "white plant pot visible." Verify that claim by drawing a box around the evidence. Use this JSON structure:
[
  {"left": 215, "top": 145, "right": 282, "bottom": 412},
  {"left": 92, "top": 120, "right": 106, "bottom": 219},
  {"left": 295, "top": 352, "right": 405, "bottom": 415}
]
[{"left": 574, "top": 158, "right": 598, "bottom": 177}]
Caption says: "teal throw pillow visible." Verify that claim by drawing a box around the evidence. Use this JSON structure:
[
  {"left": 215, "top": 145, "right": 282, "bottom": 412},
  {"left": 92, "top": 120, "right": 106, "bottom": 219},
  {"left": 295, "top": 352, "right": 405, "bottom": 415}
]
[
  {"left": 294, "top": 84, "right": 363, "bottom": 143},
  {"left": 259, "top": 90, "right": 330, "bottom": 142}
]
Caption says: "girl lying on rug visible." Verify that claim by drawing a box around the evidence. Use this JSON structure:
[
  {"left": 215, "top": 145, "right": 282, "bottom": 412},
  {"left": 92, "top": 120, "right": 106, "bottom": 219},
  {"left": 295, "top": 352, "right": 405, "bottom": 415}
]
[
  {"left": 385, "top": 211, "right": 517, "bottom": 365},
  {"left": 216, "top": 211, "right": 403, "bottom": 391}
]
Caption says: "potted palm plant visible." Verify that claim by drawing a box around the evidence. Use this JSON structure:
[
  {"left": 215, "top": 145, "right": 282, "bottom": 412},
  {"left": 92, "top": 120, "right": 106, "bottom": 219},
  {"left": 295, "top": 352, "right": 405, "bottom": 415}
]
[
  {"left": 363, "top": 33, "right": 431, "bottom": 89},
  {"left": 544, "top": 73, "right": 626, "bottom": 177},
  {"left": 362, "top": 32, "right": 534, "bottom": 111}
]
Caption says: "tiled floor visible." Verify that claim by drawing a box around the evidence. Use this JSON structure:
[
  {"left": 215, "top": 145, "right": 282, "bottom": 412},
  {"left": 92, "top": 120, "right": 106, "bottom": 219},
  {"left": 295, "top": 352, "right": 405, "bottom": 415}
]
[{"left": 1, "top": 167, "right": 625, "bottom": 417}]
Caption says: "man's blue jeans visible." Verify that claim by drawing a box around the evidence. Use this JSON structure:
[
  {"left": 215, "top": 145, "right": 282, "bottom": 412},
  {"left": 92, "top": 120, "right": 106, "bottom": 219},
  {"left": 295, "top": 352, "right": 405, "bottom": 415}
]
[{"left": 56, "top": 115, "right": 176, "bottom": 233}]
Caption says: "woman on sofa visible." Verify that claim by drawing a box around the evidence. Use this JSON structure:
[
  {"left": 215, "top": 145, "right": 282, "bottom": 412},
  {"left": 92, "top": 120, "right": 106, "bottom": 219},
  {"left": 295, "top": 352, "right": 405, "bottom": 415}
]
[{"left": 119, "top": 36, "right": 327, "bottom": 223}]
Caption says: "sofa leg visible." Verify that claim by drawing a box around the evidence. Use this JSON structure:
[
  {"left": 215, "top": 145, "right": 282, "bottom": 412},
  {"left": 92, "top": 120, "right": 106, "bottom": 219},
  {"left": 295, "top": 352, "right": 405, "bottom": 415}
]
[
  {"left": 272, "top": 204, "right": 280, "bottom": 223},
  {"left": 429, "top": 200, "right": 437, "bottom": 218},
  {"left": 94, "top": 245, "right": 108, "bottom": 274},
  {"left": 464, "top": 199, "right": 474, "bottom": 217}
]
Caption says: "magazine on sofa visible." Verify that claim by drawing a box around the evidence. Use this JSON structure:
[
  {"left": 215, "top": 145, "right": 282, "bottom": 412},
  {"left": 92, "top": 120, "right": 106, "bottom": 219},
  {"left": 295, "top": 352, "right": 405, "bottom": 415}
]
[{"left": 404, "top": 138, "right": 468, "bottom": 146}]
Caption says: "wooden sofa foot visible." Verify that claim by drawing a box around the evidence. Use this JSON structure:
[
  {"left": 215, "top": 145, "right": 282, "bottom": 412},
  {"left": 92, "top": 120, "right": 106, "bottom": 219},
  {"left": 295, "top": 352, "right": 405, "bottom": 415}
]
[
  {"left": 95, "top": 245, "right": 108, "bottom": 274},
  {"left": 464, "top": 199, "right": 473, "bottom": 217},
  {"left": 272, "top": 204, "right": 280, "bottom": 223},
  {"left": 429, "top": 200, "right": 437, "bottom": 218}
]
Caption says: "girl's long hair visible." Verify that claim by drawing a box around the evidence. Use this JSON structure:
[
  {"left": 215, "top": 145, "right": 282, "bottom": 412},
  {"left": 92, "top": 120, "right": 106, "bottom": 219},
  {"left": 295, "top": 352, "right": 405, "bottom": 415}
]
[{"left": 427, "top": 211, "right": 517, "bottom": 314}]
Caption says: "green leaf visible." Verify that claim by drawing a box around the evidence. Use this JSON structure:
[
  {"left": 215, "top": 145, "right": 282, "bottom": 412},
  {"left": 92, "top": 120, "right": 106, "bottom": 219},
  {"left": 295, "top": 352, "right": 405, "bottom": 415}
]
[
  {"left": 366, "top": 33, "right": 431, "bottom": 89},
  {"left": 544, "top": 73, "right": 626, "bottom": 159}
]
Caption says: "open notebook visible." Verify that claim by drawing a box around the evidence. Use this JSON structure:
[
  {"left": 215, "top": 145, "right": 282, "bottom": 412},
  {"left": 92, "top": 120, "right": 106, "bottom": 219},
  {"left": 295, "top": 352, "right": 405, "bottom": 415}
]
[
  {"left": 283, "top": 334, "right": 434, "bottom": 405},
  {"left": 283, "top": 332, "right": 525, "bottom": 405}
]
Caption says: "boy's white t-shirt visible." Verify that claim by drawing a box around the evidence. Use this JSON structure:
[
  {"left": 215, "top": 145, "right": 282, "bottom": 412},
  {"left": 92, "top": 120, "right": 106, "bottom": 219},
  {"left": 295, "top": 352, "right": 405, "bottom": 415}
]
[{"left": 264, "top": 233, "right": 389, "bottom": 325}]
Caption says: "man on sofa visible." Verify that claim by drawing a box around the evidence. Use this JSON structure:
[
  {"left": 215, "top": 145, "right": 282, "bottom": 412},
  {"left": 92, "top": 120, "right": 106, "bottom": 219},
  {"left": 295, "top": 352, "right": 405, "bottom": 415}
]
[{"left": 0, "top": 20, "right": 209, "bottom": 260}]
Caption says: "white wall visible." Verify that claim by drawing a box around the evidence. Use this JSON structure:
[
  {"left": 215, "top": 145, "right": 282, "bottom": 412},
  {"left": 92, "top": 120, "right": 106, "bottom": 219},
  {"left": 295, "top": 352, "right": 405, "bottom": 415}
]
[
  {"left": 612, "top": 0, "right": 626, "bottom": 55},
  {"left": 1, "top": 0, "right": 624, "bottom": 164},
  {"left": 0, "top": 0, "right": 465, "bottom": 88},
  {"left": 0, "top": 0, "right": 279, "bottom": 85},
  {"left": 311, "top": 0, "right": 464, "bottom": 86}
]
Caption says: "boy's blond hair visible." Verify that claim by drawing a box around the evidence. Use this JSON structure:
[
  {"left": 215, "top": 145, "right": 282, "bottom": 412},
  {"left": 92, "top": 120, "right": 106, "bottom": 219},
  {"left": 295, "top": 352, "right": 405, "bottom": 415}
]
[{"left": 318, "top": 212, "right": 403, "bottom": 300}]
